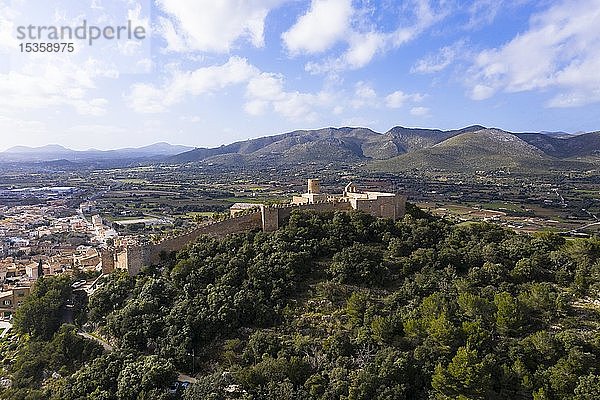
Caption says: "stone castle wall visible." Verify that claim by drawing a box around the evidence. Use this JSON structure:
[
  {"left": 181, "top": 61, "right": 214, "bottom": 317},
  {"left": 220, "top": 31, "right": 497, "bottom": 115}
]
[
  {"left": 100, "top": 249, "right": 115, "bottom": 274},
  {"left": 146, "top": 202, "right": 355, "bottom": 264},
  {"left": 111, "top": 195, "right": 406, "bottom": 275},
  {"left": 146, "top": 211, "right": 262, "bottom": 264},
  {"left": 262, "top": 201, "right": 354, "bottom": 232},
  {"left": 353, "top": 194, "right": 407, "bottom": 220},
  {"left": 115, "top": 245, "right": 144, "bottom": 276}
]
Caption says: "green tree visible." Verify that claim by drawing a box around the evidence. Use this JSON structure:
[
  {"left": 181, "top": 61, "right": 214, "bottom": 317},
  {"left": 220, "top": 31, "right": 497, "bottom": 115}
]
[
  {"left": 116, "top": 355, "right": 177, "bottom": 400},
  {"left": 328, "top": 243, "right": 387, "bottom": 286},
  {"left": 13, "top": 275, "right": 73, "bottom": 340},
  {"left": 574, "top": 374, "right": 600, "bottom": 400},
  {"left": 431, "top": 346, "right": 492, "bottom": 399},
  {"left": 88, "top": 271, "right": 134, "bottom": 323},
  {"left": 494, "top": 292, "right": 522, "bottom": 336}
]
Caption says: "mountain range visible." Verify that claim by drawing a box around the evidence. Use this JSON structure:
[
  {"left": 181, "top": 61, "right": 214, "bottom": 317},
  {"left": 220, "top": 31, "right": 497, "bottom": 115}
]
[
  {"left": 0, "top": 142, "right": 194, "bottom": 162},
  {"left": 169, "top": 125, "right": 599, "bottom": 173},
  {"left": 3, "top": 126, "right": 599, "bottom": 173}
]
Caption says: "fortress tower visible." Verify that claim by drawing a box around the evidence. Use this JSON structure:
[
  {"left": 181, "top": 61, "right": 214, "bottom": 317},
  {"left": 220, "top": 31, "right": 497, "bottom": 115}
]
[
  {"left": 100, "top": 248, "right": 115, "bottom": 274},
  {"left": 307, "top": 178, "right": 321, "bottom": 194},
  {"left": 293, "top": 179, "right": 330, "bottom": 204}
]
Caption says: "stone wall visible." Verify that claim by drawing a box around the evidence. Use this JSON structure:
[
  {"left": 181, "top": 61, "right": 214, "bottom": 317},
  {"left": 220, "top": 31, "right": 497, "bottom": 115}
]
[
  {"left": 146, "top": 211, "right": 262, "bottom": 264},
  {"left": 120, "top": 195, "right": 406, "bottom": 274},
  {"left": 269, "top": 200, "right": 354, "bottom": 226},
  {"left": 99, "top": 249, "right": 115, "bottom": 274},
  {"left": 115, "top": 245, "right": 143, "bottom": 276},
  {"left": 352, "top": 194, "right": 407, "bottom": 220}
]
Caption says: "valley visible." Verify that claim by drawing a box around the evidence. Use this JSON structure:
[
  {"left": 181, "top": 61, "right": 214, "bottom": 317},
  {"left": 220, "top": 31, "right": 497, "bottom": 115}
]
[{"left": 0, "top": 124, "right": 599, "bottom": 400}]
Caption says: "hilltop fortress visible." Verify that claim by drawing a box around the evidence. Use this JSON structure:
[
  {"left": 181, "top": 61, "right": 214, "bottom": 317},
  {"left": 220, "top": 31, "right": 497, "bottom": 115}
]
[{"left": 104, "top": 179, "right": 406, "bottom": 275}]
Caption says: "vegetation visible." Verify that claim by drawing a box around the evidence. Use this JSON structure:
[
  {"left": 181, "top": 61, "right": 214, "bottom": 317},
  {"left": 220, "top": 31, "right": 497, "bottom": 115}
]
[
  {"left": 1, "top": 324, "right": 104, "bottom": 399},
  {"left": 3, "top": 207, "right": 600, "bottom": 399},
  {"left": 13, "top": 275, "right": 74, "bottom": 340}
]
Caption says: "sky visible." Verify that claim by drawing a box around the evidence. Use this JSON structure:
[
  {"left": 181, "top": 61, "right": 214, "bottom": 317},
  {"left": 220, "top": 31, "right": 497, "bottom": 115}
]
[{"left": 0, "top": 0, "right": 599, "bottom": 151}]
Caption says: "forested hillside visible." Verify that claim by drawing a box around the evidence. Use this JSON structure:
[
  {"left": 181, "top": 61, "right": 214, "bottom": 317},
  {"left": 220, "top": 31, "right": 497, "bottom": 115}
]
[{"left": 2, "top": 207, "right": 600, "bottom": 399}]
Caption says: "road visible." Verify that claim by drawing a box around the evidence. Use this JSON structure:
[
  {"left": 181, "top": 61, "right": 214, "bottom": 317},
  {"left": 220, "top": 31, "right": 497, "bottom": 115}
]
[
  {"left": 563, "top": 221, "right": 600, "bottom": 235},
  {"left": 77, "top": 331, "right": 113, "bottom": 351},
  {"left": 77, "top": 331, "right": 197, "bottom": 383},
  {"left": 0, "top": 321, "right": 12, "bottom": 338}
]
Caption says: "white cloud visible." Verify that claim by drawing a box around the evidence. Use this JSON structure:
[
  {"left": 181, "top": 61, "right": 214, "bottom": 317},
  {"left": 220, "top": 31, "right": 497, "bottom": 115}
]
[
  {"left": 128, "top": 57, "right": 333, "bottom": 122},
  {"left": 0, "top": 58, "right": 116, "bottom": 115},
  {"left": 0, "top": 2, "right": 20, "bottom": 52},
  {"left": 0, "top": 116, "right": 47, "bottom": 141},
  {"left": 244, "top": 72, "right": 333, "bottom": 121},
  {"left": 128, "top": 56, "right": 259, "bottom": 113},
  {"left": 355, "top": 81, "right": 376, "bottom": 100},
  {"left": 282, "top": 0, "right": 353, "bottom": 54},
  {"left": 410, "top": 106, "right": 430, "bottom": 116},
  {"left": 246, "top": 73, "right": 286, "bottom": 101},
  {"left": 470, "top": 84, "right": 495, "bottom": 101},
  {"left": 304, "top": 0, "right": 450, "bottom": 73},
  {"left": 385, "top": 90, "right": 425, "bottom": 108},
  {"left": 157, "top": 0, "right": 283, "bottom": 53},
  {"left": 351, "top": 81, "right": 378, "bottom": 109},
  {"left": 113, "top": 3, "right": 150, "bottom": 57},
  {"left": 127, "top": 83, "right": 166, "bottom": 113},
  {"left": 466, "top": 0, "right": 503, "bottom": 29},
  {"left": 273, "top": 92, "right": 330, "bottom": 121},
  {"left": 467, "top": 0, "right": 600, "bottom": 107},
  {"left": 412, "top": 40, "right": 468, "bottom": 74},
  {"left": 244, "top": 99, "right": 270, "bottom": 116},
  {"left": 74, "top": 98, "right": 109, "bottom": 116},
  {"left": 346, "top": 82, "right": 426, "bottom": 111},
  {"left": 157, "top": 16, "right": 188, "bottom": 52},
  {"left": 465, "top": 0, "right": 532, "bottom": 30},
  {"left": 343, "top": 31, "right": 386, "bottom": 69},
  {"left": 385, "top": 91, "right": 408, "bottom": 108}
]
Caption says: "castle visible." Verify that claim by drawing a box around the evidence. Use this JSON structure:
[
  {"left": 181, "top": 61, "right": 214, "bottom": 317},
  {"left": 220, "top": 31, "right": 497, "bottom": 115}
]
[
  {"left": 103, "top": 180, "right": 406, "bottom": 275},
  {"left": 292, "top": 179, "right": 405, "bottom": 220}
]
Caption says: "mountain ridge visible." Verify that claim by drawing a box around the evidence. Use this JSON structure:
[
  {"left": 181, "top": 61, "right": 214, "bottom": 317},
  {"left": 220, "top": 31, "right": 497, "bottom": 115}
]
[
  {"left": 168, "top": 125, "right": 600, "bottom": 171},
  {"left": 0, "top": 142, "right": 195, "bottom": 162},
  {"left": 168, "top": 125, "right": 490, "bottom": 165},
  {"left": 2, "top": 126, "right": 599, "bottom": 172}
]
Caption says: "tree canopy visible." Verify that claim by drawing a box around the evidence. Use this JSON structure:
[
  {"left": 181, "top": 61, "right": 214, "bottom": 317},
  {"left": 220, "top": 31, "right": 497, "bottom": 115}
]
[{"left": 3, "top": 207, "right": 600, "bottom": 400}]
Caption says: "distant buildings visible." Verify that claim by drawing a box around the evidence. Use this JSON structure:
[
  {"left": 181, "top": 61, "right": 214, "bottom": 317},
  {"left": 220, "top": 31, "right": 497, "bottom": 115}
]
[
  {"left": 229, "top": 203, "right": 263, "bottom": 217},
  {"left": 91, "top": 214, "right": 103, "bottom": 228},
  {"left": 0, "top": 286, "right": 31, "bottom": 318}
]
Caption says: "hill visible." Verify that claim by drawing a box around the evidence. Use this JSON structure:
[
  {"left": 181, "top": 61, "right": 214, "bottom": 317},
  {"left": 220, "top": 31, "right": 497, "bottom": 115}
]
[
  {"left": 4, "top": 144, "right": 72, "bottom": 154},
  {"left": 516, "top": 131, "right": 600, "bottom": 158},
  {"left": 3, "top": 126, "right": 599, "bottom": 171},
  {"left": 169, "top": 127, "right": 390, "bottom": 165},
  {"left": 5, "top": 209, "right": 600, "bottom": 399},
  {"left": 0, "top": 142, "right": 194, "bottom": 162},
  {"left": 169, "top": 125, "right": 599, "bottom": 171},
  {"left": 372, "top": 128, "right": 598, "bottom": 173},
  {"left": 168, "top": 125, "right": 491, "bottom": 166}
]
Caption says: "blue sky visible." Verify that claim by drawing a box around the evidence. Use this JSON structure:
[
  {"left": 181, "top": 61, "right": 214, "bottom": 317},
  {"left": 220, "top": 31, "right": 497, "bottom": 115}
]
[{"left": 0, "top": 0, "right": 599, "bottom": 150}]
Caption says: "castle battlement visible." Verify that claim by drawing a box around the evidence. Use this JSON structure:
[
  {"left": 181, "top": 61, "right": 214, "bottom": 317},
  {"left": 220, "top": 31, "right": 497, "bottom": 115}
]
[{"left": 106, "top": 179, "right": 406, "bottom": 275}]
